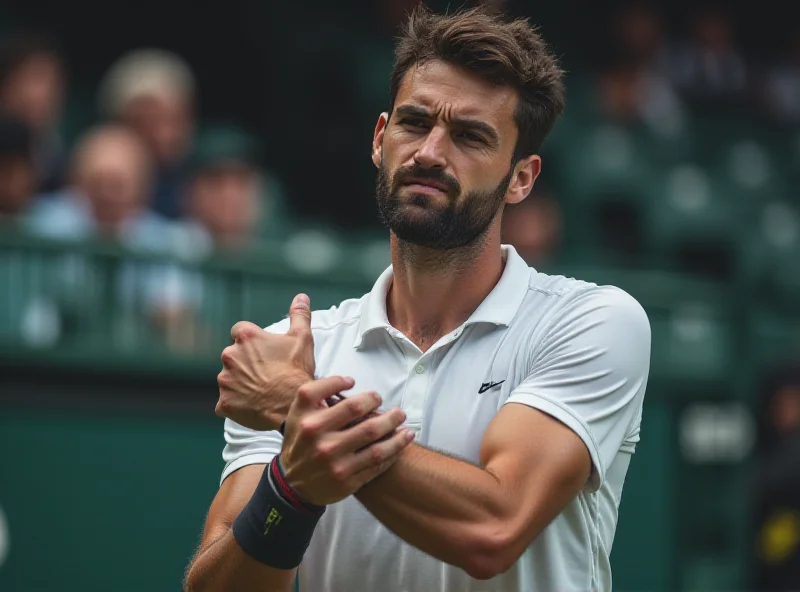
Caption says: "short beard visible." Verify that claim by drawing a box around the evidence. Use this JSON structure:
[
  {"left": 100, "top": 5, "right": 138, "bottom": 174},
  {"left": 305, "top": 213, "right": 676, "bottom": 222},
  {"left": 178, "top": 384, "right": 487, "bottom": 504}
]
[{"left": 375, "top": 159, "right": 513, "bottom": 261}]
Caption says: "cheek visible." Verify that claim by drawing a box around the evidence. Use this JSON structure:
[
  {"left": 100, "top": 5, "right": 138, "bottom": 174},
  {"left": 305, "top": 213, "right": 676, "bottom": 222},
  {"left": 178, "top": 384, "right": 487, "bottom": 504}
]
[{"left": 382, "top": 130, "right": 420, "bottom": 163}]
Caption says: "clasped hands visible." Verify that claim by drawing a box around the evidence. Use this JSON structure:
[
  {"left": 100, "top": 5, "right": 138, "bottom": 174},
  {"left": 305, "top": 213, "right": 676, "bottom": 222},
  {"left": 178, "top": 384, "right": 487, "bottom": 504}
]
[{"left": 215, "top": 294, "right": 414, "bottom": 506}]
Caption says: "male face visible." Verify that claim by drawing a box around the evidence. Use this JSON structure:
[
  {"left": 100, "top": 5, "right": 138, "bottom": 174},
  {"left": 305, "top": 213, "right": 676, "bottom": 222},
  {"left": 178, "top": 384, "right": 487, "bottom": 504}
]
[
  {"left": 372, "top": 60, "right": 539, "bottom": 251},
  {"left": 189, "top": 164, "right": 258, "bottom": 248},
  {"left": 123, "top": 93, "right": 193, "bottom": 167},
  {"left": 0, "top": 53, "right": 63, "bottom": 132},
  {"left": 73, "top": 129, "right": 151, "bottom": 231}
]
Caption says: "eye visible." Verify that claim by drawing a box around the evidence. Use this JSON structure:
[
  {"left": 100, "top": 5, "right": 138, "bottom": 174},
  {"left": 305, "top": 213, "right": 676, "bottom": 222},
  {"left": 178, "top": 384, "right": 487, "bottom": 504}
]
[
  {"left": 399, "top": 117, "right": 429, "bottom": 131},
  {"left": 457, "top": 130, "right": 485, "bottom": 144}
]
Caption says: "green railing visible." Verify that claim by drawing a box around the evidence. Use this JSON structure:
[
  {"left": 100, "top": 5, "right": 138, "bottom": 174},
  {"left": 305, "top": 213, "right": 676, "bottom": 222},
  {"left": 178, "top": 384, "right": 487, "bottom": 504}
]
[{"left": 0, "top": 223, "right": 382, "bottom": 375}]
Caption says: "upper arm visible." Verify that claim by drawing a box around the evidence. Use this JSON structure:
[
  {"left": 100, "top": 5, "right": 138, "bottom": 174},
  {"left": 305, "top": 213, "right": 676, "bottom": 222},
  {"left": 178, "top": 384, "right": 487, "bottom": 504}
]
[
  {"left": 477, "top": 287, "right": 650, "bottom": 557},
  {"left": 204, "top": 403, "right": 285, "bottom": 548},
  {"left": 478, "top": 403, "right": 591, "bottom": 560},
  {"left": 208, "top": 407, "right": 286, "bottom": 546},
  {"left": 505, "top": 286, "right": 651, "bottom": 489},
  {"left": 188, "top": 465, "right": 298, "bottom": 592},
  {"left": 199, "top": 464, "right": 266, "bottom": 550}
]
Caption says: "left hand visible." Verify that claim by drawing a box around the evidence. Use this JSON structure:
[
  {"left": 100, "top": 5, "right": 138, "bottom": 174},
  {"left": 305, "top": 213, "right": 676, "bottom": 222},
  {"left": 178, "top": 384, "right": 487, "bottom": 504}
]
[
  {"left": 280, "top": 376, "right": 414, "bottom": 506},
  {"left": 215, "top": 294, "right": 316, "bottom": 431}
]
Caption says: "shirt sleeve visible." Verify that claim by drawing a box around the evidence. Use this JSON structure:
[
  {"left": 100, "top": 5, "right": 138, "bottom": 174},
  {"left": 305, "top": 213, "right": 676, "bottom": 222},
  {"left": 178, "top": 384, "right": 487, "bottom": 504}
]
[
  {"left": 220, "top": 318, "right": 291, "bottom": 485},
  {"left": 504, "top": 286, "right": 651, "bottom": 491}
]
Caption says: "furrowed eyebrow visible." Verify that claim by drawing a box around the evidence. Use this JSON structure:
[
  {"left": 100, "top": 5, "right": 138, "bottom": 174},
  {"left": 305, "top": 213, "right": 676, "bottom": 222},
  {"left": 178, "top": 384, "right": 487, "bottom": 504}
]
[{"left": 394, "top": 105, "right": 500, "bottom": 146}]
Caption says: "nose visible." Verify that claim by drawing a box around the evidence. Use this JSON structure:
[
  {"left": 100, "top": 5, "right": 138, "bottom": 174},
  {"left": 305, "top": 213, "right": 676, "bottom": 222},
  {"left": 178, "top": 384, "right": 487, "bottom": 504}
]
[{"left": 413, "top": 126, "right": 448, "bottom": 169}]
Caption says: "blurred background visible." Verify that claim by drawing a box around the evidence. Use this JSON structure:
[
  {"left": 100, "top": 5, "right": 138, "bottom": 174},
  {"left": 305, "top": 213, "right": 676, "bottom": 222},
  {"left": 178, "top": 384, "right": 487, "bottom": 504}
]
[{"left": 0, "top": 0, "right": 798, "bottom": 590}]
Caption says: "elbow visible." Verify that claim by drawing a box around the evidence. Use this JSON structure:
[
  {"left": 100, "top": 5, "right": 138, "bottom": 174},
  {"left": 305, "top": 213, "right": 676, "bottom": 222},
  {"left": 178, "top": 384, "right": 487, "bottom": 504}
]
[
  {"left": 183, "top": 561, "right": 211, "bottom": 592},
  {"left": 460, "top": 526, "right": 522, "bottom": 581},
  {"left": 183, "top": 566, "right": 200, "bottom": 592}
]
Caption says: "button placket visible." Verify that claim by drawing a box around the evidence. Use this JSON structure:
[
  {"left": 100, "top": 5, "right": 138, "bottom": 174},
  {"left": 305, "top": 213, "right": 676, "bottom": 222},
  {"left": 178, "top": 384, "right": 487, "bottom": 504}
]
[{"left": 402, "top": 352, "right": 431, "bottom": 430}]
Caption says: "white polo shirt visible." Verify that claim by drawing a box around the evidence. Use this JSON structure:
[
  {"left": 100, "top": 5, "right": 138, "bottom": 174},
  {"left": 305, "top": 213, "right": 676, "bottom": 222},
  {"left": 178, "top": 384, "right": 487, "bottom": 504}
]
[{"left": 221, "top": 244, "right": 651, "bottom": 592}]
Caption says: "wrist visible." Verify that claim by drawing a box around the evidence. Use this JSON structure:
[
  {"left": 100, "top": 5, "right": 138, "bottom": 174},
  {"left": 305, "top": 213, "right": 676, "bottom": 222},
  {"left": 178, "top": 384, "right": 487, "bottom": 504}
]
[
  {"left": 263, "top": 369, "right": 313, "bottom": 430},
  {"left": 273, "top": 455, "right": 326, "bottom": 514}
]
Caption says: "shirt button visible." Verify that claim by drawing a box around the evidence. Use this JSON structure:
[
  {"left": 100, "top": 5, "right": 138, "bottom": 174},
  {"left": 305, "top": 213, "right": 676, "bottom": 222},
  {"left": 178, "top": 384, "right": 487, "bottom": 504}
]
[{"left": 415, "top": 364, "right": 425, "bottom": 374}]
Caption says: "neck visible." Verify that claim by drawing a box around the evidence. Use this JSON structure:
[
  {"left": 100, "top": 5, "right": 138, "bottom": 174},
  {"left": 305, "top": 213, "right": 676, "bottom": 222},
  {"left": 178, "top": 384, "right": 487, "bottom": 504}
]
[{"left": 386, "top": 227, "right": 505, "bottom": 352}]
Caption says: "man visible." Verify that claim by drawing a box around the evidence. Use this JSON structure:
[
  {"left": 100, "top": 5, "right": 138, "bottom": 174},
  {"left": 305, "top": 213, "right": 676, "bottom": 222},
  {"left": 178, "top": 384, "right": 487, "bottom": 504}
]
[
  {"left": 26, "top": 124, "right": 160, "bottom": 242},
  {"left": 0, "top": 33, "right": 66, "bottom": 192},
  {"left": 179, "top": 125, "right": 267, "bottom": 252},
  {"left": 25, "top": 124, "right": 189, "bottom": 347},
  {"left": 185, "top": 7, "right": 651, "bottom": 592},
  {"left": 97, "top": 48, "right": 196, "bottom": 219}
]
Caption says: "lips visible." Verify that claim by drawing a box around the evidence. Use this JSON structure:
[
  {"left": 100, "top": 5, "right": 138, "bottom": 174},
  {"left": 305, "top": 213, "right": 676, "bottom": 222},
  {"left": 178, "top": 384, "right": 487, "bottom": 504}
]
[{"left": 402, "top": 177, "right": 450, "bottom": 193}]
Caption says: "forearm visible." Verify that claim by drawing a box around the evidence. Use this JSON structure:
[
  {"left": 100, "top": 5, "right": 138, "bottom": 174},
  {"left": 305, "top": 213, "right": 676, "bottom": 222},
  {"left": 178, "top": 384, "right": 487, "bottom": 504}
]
[
  {"left": 184, "top": 529, "right": 296, "bottom": 592},
  {"left": 355, "top": 443, "right": 505, "bottom": 571}
]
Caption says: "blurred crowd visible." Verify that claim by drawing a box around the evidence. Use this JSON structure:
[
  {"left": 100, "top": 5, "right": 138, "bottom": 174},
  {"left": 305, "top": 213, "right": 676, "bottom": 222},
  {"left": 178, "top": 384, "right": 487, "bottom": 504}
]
[
  {"left": 593, "top": 4, "right": 800, "bottom": 125},
  {"left": 0, "top": 37, "right": 297, "bottom": 349},
  {"left": 0, "top": 2, "right": 798, "bottom": 269},
  {"left": 0, "top": 39, "right": 275, "bottom": 253}
]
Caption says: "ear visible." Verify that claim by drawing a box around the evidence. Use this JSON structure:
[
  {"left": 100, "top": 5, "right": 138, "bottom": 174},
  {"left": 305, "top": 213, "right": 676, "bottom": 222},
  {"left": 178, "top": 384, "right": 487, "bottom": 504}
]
[
  {"left": 505, "top": 155, "right": 541, "bottom": 205},
  {"left": 372, "top": 112, "right": 389, "bottom": 168}
]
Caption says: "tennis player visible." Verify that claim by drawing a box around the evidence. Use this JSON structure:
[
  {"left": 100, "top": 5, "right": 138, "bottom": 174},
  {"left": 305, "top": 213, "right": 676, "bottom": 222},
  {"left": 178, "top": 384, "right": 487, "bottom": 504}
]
[{"left": 185, "top": 6, "right": 651, "bottom": 591}]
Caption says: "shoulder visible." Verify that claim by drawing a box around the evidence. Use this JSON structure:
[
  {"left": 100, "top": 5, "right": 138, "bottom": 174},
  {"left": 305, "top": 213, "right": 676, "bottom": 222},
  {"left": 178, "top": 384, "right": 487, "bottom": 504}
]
[
  {"left": 263, "top": 295, "right": 365, "bottom": 336},
  {"left": 521, "top": 270, "right": 650, "bottom": 342},
  {"left": 121, "top": 211, "right": 180, "bottom": 252},
  {"left": 25, "top": 192, "right": 91, "bottom": 239}
]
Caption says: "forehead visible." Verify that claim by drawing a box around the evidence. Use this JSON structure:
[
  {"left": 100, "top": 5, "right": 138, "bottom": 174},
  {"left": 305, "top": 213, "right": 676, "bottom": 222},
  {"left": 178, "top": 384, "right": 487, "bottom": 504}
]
[{"left": 394, "top": 61, "right": 518, "bottom": 132}]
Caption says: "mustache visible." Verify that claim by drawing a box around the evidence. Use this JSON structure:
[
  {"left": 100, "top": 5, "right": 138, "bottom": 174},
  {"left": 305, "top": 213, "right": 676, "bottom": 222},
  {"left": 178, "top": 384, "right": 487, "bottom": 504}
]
[{"left": 392, "top": 165, "right": 461, "bottom": 196}]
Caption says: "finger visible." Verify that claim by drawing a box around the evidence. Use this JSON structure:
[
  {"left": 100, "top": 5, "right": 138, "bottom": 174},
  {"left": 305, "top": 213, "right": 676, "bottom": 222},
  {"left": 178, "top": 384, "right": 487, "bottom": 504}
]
[
  {"left": 345, "top": 428, "right": 416, "bottom": 483},
  {"left": 311, "top": 391, "right": 385, "bottom": 433},
  {"left": 295, "top": 376, "right": 355, "bottom": 411},
  {"left": 220, "top": 345, "right": 236, "bottom": 368},
  {"left": 337, "top": 406, "right": 406, "bottom": 453},
  {"left": 230, "top": 321, "right": 261, "bottom": 343},
  {"left": 287, "top": 294, "right": 312, "bottom": 338}
]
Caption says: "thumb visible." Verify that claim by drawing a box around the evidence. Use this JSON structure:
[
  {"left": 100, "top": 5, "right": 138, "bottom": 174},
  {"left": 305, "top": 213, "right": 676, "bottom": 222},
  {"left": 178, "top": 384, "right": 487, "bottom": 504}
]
[{"left": 288, "top": 293, "right": 312, "bottom": 336}]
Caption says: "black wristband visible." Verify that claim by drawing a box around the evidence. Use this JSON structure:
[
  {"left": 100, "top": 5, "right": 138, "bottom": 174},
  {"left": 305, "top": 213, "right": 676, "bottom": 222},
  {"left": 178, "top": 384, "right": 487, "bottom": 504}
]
[{"left": 232, "top": 460, "right": 325, "bottom": 569}]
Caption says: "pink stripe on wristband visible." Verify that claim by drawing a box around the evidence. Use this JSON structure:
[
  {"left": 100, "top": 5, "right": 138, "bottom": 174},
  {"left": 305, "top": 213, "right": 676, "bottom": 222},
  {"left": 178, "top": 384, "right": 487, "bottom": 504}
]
[{"left": 270, "top": 457, "right": 325, "bottom": 515}]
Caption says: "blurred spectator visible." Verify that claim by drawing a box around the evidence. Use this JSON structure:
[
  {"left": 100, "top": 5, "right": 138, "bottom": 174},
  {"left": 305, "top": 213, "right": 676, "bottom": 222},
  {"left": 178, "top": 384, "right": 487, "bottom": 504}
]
[
  {"left": 762, "top": 27, "right": 800, "bottom": 123},
  {"left": 751, "top": 363, "right": 800, "bottom": 589},
  {"left": 0, "top": 33, "right": 66, "bottom": 192},
  {"left": 97, "top": 49, "right": 196, "bottom": 220},
  {"left": 501, "top": 189, "right": 561, "bottom": 267},
  {"left": 664, "top": 7, "right": 748, "bottom": 108},
  {"left": 595, "top": 4, "right": 686, "bottom": 136},
  {"left": 597, "top": 58, "right": 685, "bottom": 136},
  {"left": 177, "top": 125, "right": 267, "bottom": 254},
  {"left": 24, "top": 123, "right": 199, "bottom": 351},
  {"left": 611, "top": 1, "right": 667, "bottom": 69},
  {"left": 130, "top": 125, "right": 275, "bottom": 352},
  {"left": 26, "top": 123, "right": 170, "bottom": 247},
  {"left": 0, "top": 113, "right": 35, "bottom": 219}
]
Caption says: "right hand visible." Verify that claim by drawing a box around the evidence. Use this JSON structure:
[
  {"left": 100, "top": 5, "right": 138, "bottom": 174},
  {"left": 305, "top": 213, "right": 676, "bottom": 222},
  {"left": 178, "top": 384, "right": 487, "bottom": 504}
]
[
  {"left": 215, "top": 294, "right": 316, "bottom": 431},
  {"left": 280, "top": 376, "right": 416, "bottom": 506}
]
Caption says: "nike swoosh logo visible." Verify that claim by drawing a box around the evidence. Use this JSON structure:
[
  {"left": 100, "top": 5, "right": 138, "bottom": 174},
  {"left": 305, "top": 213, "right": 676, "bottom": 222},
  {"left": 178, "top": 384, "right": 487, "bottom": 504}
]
[{"left": 478, "top": 380, "right": 505, "bottom": 394}]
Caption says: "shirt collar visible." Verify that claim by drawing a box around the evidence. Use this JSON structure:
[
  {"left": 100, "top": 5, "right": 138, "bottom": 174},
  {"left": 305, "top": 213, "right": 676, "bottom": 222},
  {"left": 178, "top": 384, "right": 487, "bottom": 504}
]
[{"left": 354, "top": 244, "right": 531, "bottom": 349}]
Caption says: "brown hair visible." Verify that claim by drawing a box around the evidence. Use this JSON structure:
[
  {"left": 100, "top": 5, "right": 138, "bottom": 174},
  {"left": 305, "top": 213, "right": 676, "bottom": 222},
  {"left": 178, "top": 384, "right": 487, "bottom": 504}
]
[{"left": 388, "top": 5, "right": 565, "bottom": 162}]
